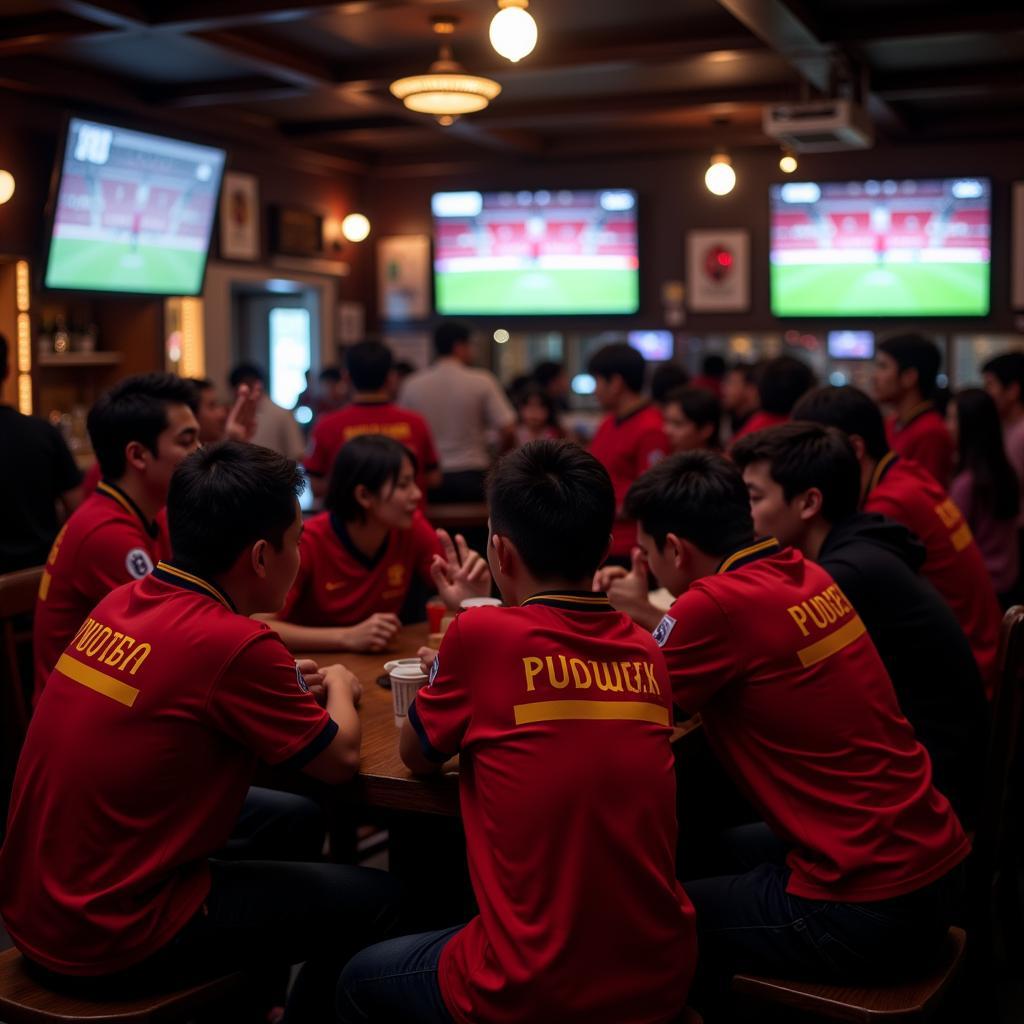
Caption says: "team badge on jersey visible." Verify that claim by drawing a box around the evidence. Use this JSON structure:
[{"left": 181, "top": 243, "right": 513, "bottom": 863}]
[
  {"left": 429, "top": 655, "right": 440, "bottom": 686},
  {"left": 652, "top": 614, "right": 677, "bottom": 648},
  {"left": 125, "top": 548, "right": 154, "bottom": 580},
  {"left": 295, "top": 665, "right": 310, "bottom": 693}
]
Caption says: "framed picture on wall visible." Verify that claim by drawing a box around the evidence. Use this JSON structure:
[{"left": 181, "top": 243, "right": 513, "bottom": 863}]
[
  {"left": 378, "top": 234, "right": 431, "bottom": 322},
  {"left": 685, "top": 229, "right": 750, "bottom": 313},
  {"left": 1014, "top": 182, "right": 1024, "bottom": 310},
  {"left": 219, "top": 172, "right": 260, "bottom": 261}
]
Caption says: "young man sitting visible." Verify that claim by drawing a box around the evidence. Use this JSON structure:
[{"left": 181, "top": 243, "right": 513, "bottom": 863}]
[
  {"left": 33, "top": 373, "right": 200, "bottom": 700},
  {"left": 622, "top": 452, "right": 968, "bottom": 995},
  {"left": 337, "top": 440, "right": 697, "bottom": 1024},
  {"left": 732, "top": 422, "right": 989, "bottom": 825},
  {"left": 661, "top": 385, "right": 722, "bottom": 452},
  {"left": 1, "top": 442, "right": 398, "bottom": 1023},
  {"left": 793, "top": 384, "right": 1002, "bottom": 697}
]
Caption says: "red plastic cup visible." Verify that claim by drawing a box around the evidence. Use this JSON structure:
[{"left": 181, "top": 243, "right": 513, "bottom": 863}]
[{"left": 426, "top": 599, "right": 446, "bottom": 633}]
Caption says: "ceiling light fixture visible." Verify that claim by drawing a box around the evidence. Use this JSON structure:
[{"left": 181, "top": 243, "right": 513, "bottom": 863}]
[
  {"left": 0, "top": 169, "right": 15, "bottom": 205},
  {"left": 489, "top": 0, "right": 537, "bottom": 63},
  {"left": 341, "top": 213, "right": 371, "bottom": 242},
  {"left": 779, "top": 149, "right": 798, "bottom": 174},
  {"left": 390, "top": 18, "right": 501, "bottom": 122},
  {"left": 704, "top": 151, "right": 736, "bottom": 196}
]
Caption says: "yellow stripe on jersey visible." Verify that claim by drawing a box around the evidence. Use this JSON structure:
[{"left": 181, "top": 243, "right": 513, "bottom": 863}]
[
  {"left": 513, "top": 699, "right": 669, "bottom": 726},
  {"left": 521, "top": 593, "right": 610, "bottom": 606},
  {"left": 796, "top": 615, "right": 867, "bottom": 668},
  {"left": 96, "top": 481, "right": 134, "bottom": 516},
  {"left": 38, "top": 570, "right": 51, "bottom": 601},
  {"left": 717, "top": 538, "right": 779, "bottom": 574},
  {"left": 155, "top": 562, "right": 231, "bottom": 609},
  {"left": 951, "top": 522, "right": 973, "bottom": 552},
  {"left": 56, "top": 653, "right": 140, "bottom": 708}
]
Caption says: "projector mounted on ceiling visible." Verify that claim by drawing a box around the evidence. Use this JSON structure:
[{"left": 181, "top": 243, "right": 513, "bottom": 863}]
[{"left": 763, "top": 98, "right": 874, "bottom": 153}]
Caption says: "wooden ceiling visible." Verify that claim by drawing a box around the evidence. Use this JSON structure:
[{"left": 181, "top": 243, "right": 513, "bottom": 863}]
[{"left": 2, "top": 0, "right": 1023, "bottom": 171}]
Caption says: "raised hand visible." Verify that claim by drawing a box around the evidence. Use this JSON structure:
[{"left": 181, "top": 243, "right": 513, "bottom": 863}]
[
  {"left": 431, "top": 529, "right": 493, "bottom": 609},
  {"left": 225, "top": 382, "right": 259, "bottom": 443},
  {"left": 605, "top": 548, "right": 662, "bottom": 630}
]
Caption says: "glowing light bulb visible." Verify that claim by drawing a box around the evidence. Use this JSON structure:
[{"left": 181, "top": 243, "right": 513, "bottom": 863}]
[
  {"left": 489, "top": 0, "right": 537, "bottom": 63},
  {"left": 341, "top": 213, "right": 371, "bottom": 242},
  {"left": 704, "top": 154, "right": 736, "bottom": 196},
  {"left": 779, "top": 152, "right": 798, "bottom": 174},
  {"left": 0, "top": 170, "right": 15, "bottom": 205}
]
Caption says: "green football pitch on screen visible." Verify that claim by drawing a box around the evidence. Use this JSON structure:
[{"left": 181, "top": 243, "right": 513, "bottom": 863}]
[
  {"left": 435, "top": 268, "right": 639, "bottom": 315},
  {"left": 770, "top": 262, "right": 989, "bottom": 317},
  {"left": 45, "top": 237, "right": 206, "bottom": 295}
]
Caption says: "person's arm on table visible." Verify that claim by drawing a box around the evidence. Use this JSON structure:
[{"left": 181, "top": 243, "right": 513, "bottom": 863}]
[
  {"left": 303, "top": 663, "right": 364, "bottom": 784},
  {"left": 400, "top": 717, "right": 445, "bottom": 776},
  {"left": 260, "top": 612, "right": 402, "bottom": 653}
]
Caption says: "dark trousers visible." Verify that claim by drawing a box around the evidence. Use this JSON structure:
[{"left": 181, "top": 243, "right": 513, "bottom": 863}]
[
  {"left": 336, "top": 926, "right": 461, "bottom": 1024},
  {"left": 685, "top": 823, "right": 960, "bottom": 1004}
]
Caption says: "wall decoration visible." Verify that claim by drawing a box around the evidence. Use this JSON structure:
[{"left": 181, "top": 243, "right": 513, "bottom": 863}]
[
  {"left": 337, "top": 301, "right": 365, "bottom": 344},
  {"left": 686, "top": 229, "right": 750, "bottom": 313},
  {"left": 271, "top": 206, "right": 323, "bottom": 257},
  {"left": 1014, "top": 183, "right": 1024, "bottom": 310},
  {"left": 378, "top": 234, "right": 431, "bottom": 321},
  {"left": 219, "top": 172, "right": 260, "bottom": 261}
]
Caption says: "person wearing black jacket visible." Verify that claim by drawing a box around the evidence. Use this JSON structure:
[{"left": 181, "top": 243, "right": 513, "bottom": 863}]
[{"left": 733, "top": 421, "right": 989, "bottom": 826}]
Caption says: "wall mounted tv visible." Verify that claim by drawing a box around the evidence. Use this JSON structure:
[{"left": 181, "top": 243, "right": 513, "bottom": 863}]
[
  {"left": 769, "top": 178, "right": 990, "bottom": 317},
  {"left": 432, "top": 189, "right": 639, "bottom": 316},
  {"left": 44, "top": 117, "right": 226, "bottom": 296}
]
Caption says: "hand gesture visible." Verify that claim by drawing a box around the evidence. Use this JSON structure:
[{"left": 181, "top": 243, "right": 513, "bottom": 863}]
[
  {"left": 592, "top": 564, "right": 628, "bottom": 592},
  {"left": 605, "top": 548, "right": 662, "bottom": 630},
  {"left": 322, "top": 663, "right": 363, "bottom": 706},
  {"left": 339, "top": 612, "right": 401, "bottom": 652},
  {"left": 225, "top": 383, "right": 259, "bottom": 443},
  {"left": 431, "top": 530, "right": 493, "bottom": 610}
]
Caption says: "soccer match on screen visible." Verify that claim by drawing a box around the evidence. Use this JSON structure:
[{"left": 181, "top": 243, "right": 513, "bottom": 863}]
[
  {"left": 769, "top": 178, "right": 991, "bottom": 317},
  {"left": 44, "top": 118, "right": 225, "bottom": 296},
  {"left": 432, "top": 188, "right": 640, "bottom": 316}
]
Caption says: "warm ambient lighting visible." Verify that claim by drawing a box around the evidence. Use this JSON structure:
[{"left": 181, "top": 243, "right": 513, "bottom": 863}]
[
  {"left": 15, "top": 260, "right": 30, "bottom": 414},
  {"left": 779, "top": 150, "right": 798, "bottom": 174},
  {"left": 493, "top": 328, "right": 510, "bottom": 344},
  {"left": 0, "top": 169, "right": 15, "bottom": 205},
  {"left": 489, "top": 0, "right": 537, "bottom": 63},
  {"left": 16, "top": 259, "right": 30, "bottom": 312},
  {"left": 341, "top": 213, "right": 371, "bottom": 242},
  {"left": 704, "top": 152, "right": 736, "bottom": 196},
  {"left": 390, "top": 19, "right": 501, "bottom": 121}
]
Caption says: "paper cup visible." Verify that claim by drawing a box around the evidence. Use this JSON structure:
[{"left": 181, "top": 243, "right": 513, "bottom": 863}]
[
  {"left": 383, "top": 657, "right": 422, "bottom": 676},
  {"left": 460, "top": 597, "right": 502, "bottom": 610},
  {"left": 390, "top": 663, "right": 427, "bottom": 727}
]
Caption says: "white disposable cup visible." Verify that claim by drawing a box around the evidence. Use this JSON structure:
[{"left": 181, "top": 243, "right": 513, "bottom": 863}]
[
  {"left": 390, "top": 663, "right": 427, "bottom": 727},
  {"left": 460, "top": 597, "right": 502, "bottom": 610},
  {"left": 383, "top": 658, "right": 422, "bottom": 676}
]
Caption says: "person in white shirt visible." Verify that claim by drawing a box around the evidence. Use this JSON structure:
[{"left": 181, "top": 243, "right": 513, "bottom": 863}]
[{"left": 229, "top": 363, "right": 305, "bottom": 462}]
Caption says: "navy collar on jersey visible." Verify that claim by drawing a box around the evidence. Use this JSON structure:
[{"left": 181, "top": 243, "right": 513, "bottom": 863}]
[
  {"left": 715, "top": 538, "right": 781, "bottom": 574},
  {"left": 867, "top": 449, "right": 899, "bottom": 494},
  {"left": 352, "top": 397, "right": 391, "bottom": 407},
  {"left": 97, "top": 480, "right": 159, "bottom": 539},
  {"left": 614, "top": 401, "right": 652, "bottom": 427},
  {"left": 330, "top": 512, "right": 389, "bottom": 570},
  {"left": 896, "top": 401, "right": 934, "bottom": 430},
  {"left": 152, "top": 562, "right": 236, "bottom": 611},
  {"left": 521, "top": 590, "right": 614, "bottom": 612}
]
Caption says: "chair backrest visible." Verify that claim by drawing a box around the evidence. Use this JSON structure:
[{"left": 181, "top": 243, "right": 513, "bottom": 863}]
[{"left": 0, "top": 566, "right": 43, "bottom": 621}]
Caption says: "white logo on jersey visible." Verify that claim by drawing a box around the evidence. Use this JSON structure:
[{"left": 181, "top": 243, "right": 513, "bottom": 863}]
[
  {"left": 125, "top": 548, "right": 154, "bottom": 580},
  {"left": 295, "top": 665, "right": 310, "bottom": 693},
  {"left": 429, "top": 655, "right": 440, "bottom": 686},
  {"left": 652, "top": 614, "right": 677, "bottom": 648}
]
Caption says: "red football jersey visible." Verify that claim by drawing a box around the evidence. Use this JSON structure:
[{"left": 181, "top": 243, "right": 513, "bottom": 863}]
[
  {"left": 33, "top": 482, "right": 164, "bottom": 700},
  {"left": 410, "top": 594, "right": 696, "bottom": 1024},
  {"left": 729, "top": 409, "right": 788, "bottom": 446},
  {"left": 659, "top": 540, "right": 969, "bottom": 903},
  {"left": 1, "top": 563, "right": 334, "bottom": 975},
  {"left": 865, "top": 452, "right": 1001, "bottom": 696},
  {"left": 886, "top": 404, "right": 954, "bottom": 487},
  {"left": 278, "top": 510, "right": 442, "bottom": 626},
  {"left": 305, "top": 401, "right": 439, "bottom": 495},
  {"left": 589, "top": 404, "right": 670, "bottom": 559}
]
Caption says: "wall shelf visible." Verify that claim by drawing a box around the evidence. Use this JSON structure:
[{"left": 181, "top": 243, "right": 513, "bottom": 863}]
[{"left": 36, "top": 351, "right": 123, "bottom": 368}]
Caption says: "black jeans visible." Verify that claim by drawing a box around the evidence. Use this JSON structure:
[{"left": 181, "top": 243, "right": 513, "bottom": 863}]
[{"left": 685, "top": 823, "right": 960, "bottom": 1003}]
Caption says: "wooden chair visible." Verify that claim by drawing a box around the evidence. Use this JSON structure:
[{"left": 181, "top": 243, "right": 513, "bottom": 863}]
[
  {"left": 0, "top": 565, "right": 42, "bottom": 741},
  {"left": 0, "top": 948, "right": 245, "bottom": 1024}
]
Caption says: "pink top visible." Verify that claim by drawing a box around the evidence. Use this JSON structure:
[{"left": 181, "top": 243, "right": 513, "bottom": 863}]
[{"left": 950, "top": 470, "right": 1019, "bottom": 595}]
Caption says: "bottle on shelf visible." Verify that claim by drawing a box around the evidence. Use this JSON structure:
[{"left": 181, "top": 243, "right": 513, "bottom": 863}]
[{"left": 53, "top": 315, "right": 70, "bottom": 355}]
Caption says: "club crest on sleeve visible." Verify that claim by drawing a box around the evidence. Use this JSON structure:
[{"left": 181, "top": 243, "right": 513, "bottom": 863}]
[
  {"left": 652, "top": 614, "right": 677, "bottom": 648},
  {"left": 429, "top": 655, "right": 440, "bottom": 686},
  {"left": 295, "top": 665, "right": 310, "bottom": 693},
  {"left": 125, "top": 548, "right": 154, "bottom": 580}
]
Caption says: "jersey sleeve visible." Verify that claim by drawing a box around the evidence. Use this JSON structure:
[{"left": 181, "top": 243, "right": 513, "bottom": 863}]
[
  {"left": 78, "top": 523, "right": 155, "bottom": 601},
  {"left": 304, "top": 419, "right": 335, "bottom": 477},
  {"left": 659, "top": 590, "right": 742, "bottom": 714},
  {"left": 412, "top": 512, "right": 445, "bottom": 587},
  {"left": 277, "top": 531, "right": 314, "bottom": 621},
  {"left": 408, "top": 617, "right": 471, "bottom": 761},
  {"left": 207, "top": 632, "right": 337, "bottom": 768}
]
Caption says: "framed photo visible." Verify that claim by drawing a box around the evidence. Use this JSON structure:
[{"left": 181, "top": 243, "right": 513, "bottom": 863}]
[
  {"left": 686, "top": 229, "right": 750, "bottom": 313},
  {"left": 1014, "top": 182, "right": 1024, "bottom": 310},
  {"left": 219, "top": 172, "right": 260, "bottom": 261},
  {"left": 378, "top": 234, "right": 431, "bottom": 322}
]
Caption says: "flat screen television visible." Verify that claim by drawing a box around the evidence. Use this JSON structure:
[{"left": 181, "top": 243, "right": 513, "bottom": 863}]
[
  {"left": 432, "top": 189, "right": 639, "bottom": 316},
  {"left": 627, "top": 330, "right": 673, "bottom": 361},
  {"left": 827, "top": 329, "right": 875, "bottom": 360},
  {"left": 769, "top": 178, "right": 990, "bottom": 317},
  {"left": 44, "top": 116, "right": 226, "bottom": 295}
]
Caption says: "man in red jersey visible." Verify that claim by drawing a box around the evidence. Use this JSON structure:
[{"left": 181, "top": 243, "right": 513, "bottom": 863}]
[
  {"left": 794, "top": 384, "right": 1001, "bottom": 697},
  {"left": 338, "top": 440, "right": 697, "bottom": 1024},
  {"left": 32, "top": 373, "right": 200, "bottom": 700},
  {"left": 1, "top": 443, "right": 398, "bottom": 1022},
  {"left": 305, "top": 340, "right": 440, "bottom": 500},
  {"left": 729, "top": 354, "right": 815, "bottom": 445},
  {"left": 587, "top": 342, "right": 669, "bottom": 565},
  {"left": 621, "top": 452, "right": 968, "bottom": 999},
  {"left": 874, "top": 333, "right": 954, "bottom": 486}
]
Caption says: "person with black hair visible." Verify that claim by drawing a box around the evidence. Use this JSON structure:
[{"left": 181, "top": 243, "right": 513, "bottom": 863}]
[
  {"left": 983, "top": 351, "right": 1024, "bottom": 484},
  {"left": 731, "top": 354, "right": 815, "bottom": 444},
  {"left": 2, "top": 442, "right": 399, "bottom": 1022},
  {"left": 266, "top": 435, "right": 490, "bottom": 652},
  {"left": 619, "top": 451, "right": 968, "bottom": 998},
  {"left": 306, "top": 340, "right": 440, "bottom": 500},
  {"left": 399, "top": 321, "right": 516, "bottom": 503},
  {"left": 0, "top": 332, "right": 83, "bottom": 573},
  {"left": 513, "top": 383, "right": 563, "bottom": 447},
  {"left": 650, "top": 362, "right": 690, "bottom": 405},
  {"left": 793, "top": 385, "right": 1002, "bottom": 697},
  {"left": 587, "top": 342, "right": 669, "bottom": 565},
  {"left": 720, "top": 361, "right": 760, "bottom": 437},
  {"left": 229, "top": 361, "right": 304, "bottom": 460},
  {"left": 532, "top": 359, "right": 570, "bottom": 410},
  {"left": 947, "top": 388, "right": 1020, "bottom": 599},
  {"left": 186, "top": 377, "right": 259, "bottom": 445},
  {"left": 33, "top": 373, "right": 199, "bottom": 700},
  {"left": 874, "top": 333, "right": 953, "bottom": 486},
  {"left": 732, "top": 422, "right": 988, "bottom": 825},
  {"left": 661, "top": 386, "right": 722, "bottom": 452},
  {"left": 338, "top": 440, "right": 697, "bottom": 1024},
  {"left": 691, "top": 353, "right": 726, "bottom": 399}
]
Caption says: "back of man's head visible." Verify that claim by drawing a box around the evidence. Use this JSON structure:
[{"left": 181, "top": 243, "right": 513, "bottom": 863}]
[
  {"left": 434, "top": 321, "right": 471, "bottom": 357},
  {"left": 732, "top": 422, "right": 861, "bottom": 525},
  {"left": 792, "top": 385, "right": 890, "bottom": 461},
  {"left": 758, "top": 355, "right": 816, "bottom": 416},
  {"left": 488, "top": 440, "right": 614, "bottom": 582},
  {"left": 701, "top": 354, "right": 727, "bottom": 380},
  {"left": 346, "top": 340, "right": 393, "bottom": 393},
  {"left": 88, "top": 373, "right": 198, "bottom": 480},
  {"left": 625, "top": 451, "right": 754, "bottom": 556},
  {"left": 651, "top": 363, "right": 690, "bottom": 404},
  {"left": 587, "top": 342, "right": 646, "bottom": 394},
  {"left": 533, "top": 360, "right": 564, "bottom": 389},
  {"left": 983, "top": 352, "right": 1024, "bottom": 398},
  {"left": 168, "top": 441, "right": 303, "bottom": 577},
  {"left": 878, "top": 333, "right": 941, "bottom": 398},
  {"left": 229, "top": 362, "right": 265, "bottom": 389}
]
